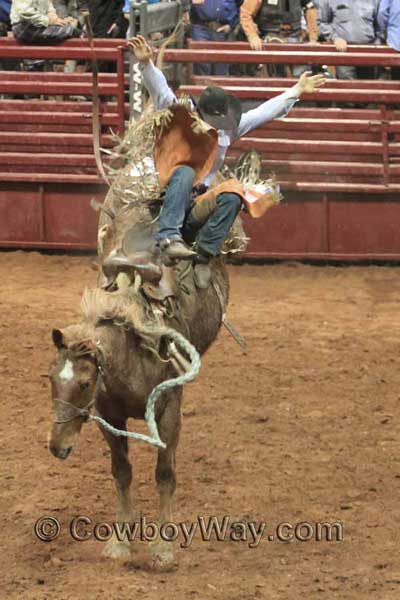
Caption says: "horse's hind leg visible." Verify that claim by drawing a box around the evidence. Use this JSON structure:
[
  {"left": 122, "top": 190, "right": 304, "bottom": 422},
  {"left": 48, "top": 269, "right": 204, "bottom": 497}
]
[
  {"left": 101, "top": 421, "right": 135, "bottom": 560},
  {"left": 149, "top": 389, "right": 182, "bottom": 567}
]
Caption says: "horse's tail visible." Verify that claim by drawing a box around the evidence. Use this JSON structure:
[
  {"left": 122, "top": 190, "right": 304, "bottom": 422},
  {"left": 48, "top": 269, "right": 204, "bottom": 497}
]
[{"left": 155, "top": 20, "right": 185, "bottom": 71}]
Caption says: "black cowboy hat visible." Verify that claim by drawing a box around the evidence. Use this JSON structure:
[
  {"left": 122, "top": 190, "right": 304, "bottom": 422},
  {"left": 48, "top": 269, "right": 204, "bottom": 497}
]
[{"left": 197, "top": 86, "right": 242, "bottom": 131}]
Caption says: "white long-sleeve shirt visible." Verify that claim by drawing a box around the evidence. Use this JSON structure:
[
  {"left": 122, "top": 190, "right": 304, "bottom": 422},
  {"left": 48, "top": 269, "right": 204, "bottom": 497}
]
[
  {"left": 141, "top": 60, "right": 301, "bottom": 186},
  {"left": 10, "top": 0, "right": 57, "bottom": 26}
]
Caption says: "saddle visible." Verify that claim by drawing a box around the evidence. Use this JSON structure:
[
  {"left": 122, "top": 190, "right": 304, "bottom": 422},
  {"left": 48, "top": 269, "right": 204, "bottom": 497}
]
[{"left": 102, "top": 220, "right": 182, "bottom": 303}]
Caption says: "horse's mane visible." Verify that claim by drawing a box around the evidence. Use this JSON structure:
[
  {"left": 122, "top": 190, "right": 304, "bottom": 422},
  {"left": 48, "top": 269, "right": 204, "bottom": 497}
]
[
  {"left": 81, "top": 287, "right": 132, "bottom": 324},
  {"left": 80, "top": 287, "right": 156, "bottom": 341}
]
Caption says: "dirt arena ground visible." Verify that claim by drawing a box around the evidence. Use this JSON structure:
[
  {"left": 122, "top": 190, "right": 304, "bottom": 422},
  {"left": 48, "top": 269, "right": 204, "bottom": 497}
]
[{"left": 1, "top": 251, "right": 399, "bottom": 600}]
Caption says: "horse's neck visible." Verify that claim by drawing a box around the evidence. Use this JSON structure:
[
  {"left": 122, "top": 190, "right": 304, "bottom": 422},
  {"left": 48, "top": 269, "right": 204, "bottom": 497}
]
[
  {"left": 92, "top": 263, "right": 229, "bottom": 392},
  {"left": 93, "top": 322, "right": 168, "bottom": 396}
]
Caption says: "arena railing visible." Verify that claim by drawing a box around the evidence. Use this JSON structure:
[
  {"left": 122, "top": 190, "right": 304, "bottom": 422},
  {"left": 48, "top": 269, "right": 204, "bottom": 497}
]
[
  {"left": 0, "top": 37, "right": 127, "bottom": 140},
  {"left": 187, "top": 40, "right": 399, "bottom": 54},
  {"left": 0, "top": 37, "right": 129, "bottom": 250},
  {"left": 165, "top": 43, "right": 400, "bottom": 67},
  {"left": 0, "top": 38, "right": 400, "bottom": 259}
]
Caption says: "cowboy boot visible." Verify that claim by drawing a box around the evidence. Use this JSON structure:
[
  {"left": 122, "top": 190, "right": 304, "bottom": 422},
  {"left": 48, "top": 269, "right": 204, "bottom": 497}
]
[
  {"left": 193, "top": 250, "right": 212, "bottom": 289},
  {"left": 159, "top": 238, "right": 197, "bottom": 261}
]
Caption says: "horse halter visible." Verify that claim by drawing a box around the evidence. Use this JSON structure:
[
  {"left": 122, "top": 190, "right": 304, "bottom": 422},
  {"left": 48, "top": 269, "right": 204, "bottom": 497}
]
[
  {"left": 52, "top": 363, "right": 104, "bottom": 425},
  {"left": 53, "top": 396, "right": 97, "bottom": 424}
]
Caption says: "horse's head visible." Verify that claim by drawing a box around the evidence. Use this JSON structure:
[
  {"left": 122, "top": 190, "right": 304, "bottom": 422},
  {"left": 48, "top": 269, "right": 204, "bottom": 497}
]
[{"left": 48, "top": 327, "right": 99, "bottom": 460}]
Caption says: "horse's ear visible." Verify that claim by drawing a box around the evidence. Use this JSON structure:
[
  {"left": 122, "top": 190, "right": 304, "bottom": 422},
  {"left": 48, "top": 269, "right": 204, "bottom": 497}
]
[{"left": 52, "top": 329, "right": 67, "bottom": 350}]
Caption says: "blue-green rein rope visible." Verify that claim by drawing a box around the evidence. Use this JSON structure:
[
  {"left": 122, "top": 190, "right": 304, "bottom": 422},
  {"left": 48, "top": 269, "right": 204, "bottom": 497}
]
[{"left": 89, "top": 328, "right": 201, "bottom": 449}]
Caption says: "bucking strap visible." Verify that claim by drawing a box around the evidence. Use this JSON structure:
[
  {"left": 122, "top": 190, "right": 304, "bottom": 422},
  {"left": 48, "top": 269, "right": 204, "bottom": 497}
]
[{"left": 212, "top": 281, "right": 248, "bottom": 354}]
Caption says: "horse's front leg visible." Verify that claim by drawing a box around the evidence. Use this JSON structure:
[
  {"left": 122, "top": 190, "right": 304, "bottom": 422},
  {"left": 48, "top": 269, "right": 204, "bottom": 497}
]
[
  {"left": 100, "top": 420, "right": 135, "bottom": 560},
  {"left": 149, "top": 389, "right": 182, "bottom": 568}
]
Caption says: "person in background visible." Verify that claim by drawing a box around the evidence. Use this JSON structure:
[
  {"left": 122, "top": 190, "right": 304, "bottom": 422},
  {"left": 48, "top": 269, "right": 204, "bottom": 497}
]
[
  {"left": 240, "top": 0, "right": 318, "bottom": 77},
  {"left": 88, "top": 0, "right": 127, "bottom": 39},
  {"left": 52, "top": 1, "right": 90, "bottom": 74},
  {"left": 0, "top": 0, "right": 18, "bottom": 73},
  {"left": 53, "top": 0, "right": 87, "bottom": 28},
  {"left": 10, "top": 0, "right": 77, "bottom": 42},
  {"left": 190, "top": 0, "right": 240, "bottom": 76},
  {"left": 83, "top": 0, "right": 128, "bottom": 73},
  {"left": 378, "top": 0, "right": 400, "bottom": 79},
  {"left": 123, "top": 0, "right": 130, "bottom": 33},
  {"left": 317, "top": 0, "right": 381, "bottom": 79},
  {"left": 0, "top": 0, "right": 11, "bottom": 36}
]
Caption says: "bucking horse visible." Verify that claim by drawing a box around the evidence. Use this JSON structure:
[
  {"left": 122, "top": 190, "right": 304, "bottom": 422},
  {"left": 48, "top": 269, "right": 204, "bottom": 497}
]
[{"left": 47, "top": 101, "right": 269, "bottom": 567}]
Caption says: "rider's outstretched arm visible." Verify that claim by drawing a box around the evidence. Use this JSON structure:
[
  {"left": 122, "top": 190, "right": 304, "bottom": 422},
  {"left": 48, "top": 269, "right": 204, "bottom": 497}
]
[
  {"left": 128, "top": 35, "right": 177, "bottom": 110},
  {"left": 141, "top": 60, "right": 177, "bottom": 110},
  {"left": 235, "top": 71, "right": 326, "bottom": 140}
]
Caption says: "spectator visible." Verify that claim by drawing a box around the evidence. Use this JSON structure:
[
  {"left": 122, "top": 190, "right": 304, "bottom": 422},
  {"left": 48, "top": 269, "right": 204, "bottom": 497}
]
[
  {"left": 240, "top": 0, "right": 318, "bottom": 77},
  {"left": 378, "top": 0, "right": 400, "bottom": 78},
  {"left": 10, "top": 0, "right": 76, "bottom": 44},
  {"left": 53, "top": 1, "right": 89, "bottom": 74},
  {"left": 53, "top": 0, "right": 86, "bottom": 26},
  {"left": 88, "top": 0, "right": 127, "bottom": 39},
  {"left": 10, "top": 0, "right": 77, "bottom": 42},
  {"left": 190, "top": 0, "right": 239, "bottom": 76},
  {"left": 0, "top": 0, "right": 19, "bottom": 73},
  {"left": 317, "top": 0, "right": 381, "bottom": 79},
  {"left": 0, "top": 0, "right": 11, "bottom": 36},
  {"left": 82, "top": 0, "right": 127, "bottom": 74}
]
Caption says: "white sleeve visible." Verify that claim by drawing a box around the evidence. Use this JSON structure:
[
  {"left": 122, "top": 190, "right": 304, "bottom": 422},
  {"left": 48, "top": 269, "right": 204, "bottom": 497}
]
[
  {"left": 140, "top": 61, "right": 177, "bottom": 110},
  {"left": 235, "top": 88, "right": 299, "bottom": 140}
]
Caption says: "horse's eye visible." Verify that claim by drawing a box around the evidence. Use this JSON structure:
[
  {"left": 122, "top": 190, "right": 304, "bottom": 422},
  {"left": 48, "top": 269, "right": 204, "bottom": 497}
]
[{"left": 80, "top": 382, "right": 90, "bottom": 391}]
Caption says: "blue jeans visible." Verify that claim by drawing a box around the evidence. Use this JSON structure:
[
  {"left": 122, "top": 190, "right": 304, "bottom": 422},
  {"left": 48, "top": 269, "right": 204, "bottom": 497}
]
[
  {"left": 190, "top": 24, "right": 229, "bottom": 76},
  {"left": 156, "top": 166, "right": 196, "bottom": 243},
  {"left": 183, "top": 192, "right": 242, "bottom": 256},
  {"left": 156, "top": 167, "right": 242, "bottom": 256}
]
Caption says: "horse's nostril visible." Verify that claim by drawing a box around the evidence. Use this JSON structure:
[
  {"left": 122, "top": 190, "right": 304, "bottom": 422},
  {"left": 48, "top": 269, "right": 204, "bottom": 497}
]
[
  {"left": 58, "top": 447, "right": 72, "bottom": 460},
  {"left": 50, "top": 445, "right": 72, "bottom": 460}
]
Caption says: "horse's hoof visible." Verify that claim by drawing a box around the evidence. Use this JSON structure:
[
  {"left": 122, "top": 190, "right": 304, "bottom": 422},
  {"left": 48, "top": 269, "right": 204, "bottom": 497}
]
[
  {"left": 148, "top": 540, "right": 177, "bottom": 571},
  {"left": 102, "top": 538, "right": 131, "bottom": 560}
]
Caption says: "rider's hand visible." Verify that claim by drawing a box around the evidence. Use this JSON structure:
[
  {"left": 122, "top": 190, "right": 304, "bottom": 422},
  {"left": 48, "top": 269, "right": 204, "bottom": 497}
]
[
  {"left": 334, "top": 37, "right": 347, "bottom": 52},
  {"left": 217, "top": 24, "right": 231, "bottom": 34},
  {"left": 128, "top": 35, "right": 153, "bottom": 64},
  {"left": 48, "top": 13, "right": 65, "bottom": 26},
  {"left": 248, "top": 34, "right": 262, "bottom": 51},
  {"left": 65, "top": 17, "right": 78, "bottom": 27},
  {"left": 295, "top": 70, "right": 326, "bottom": 96}
]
